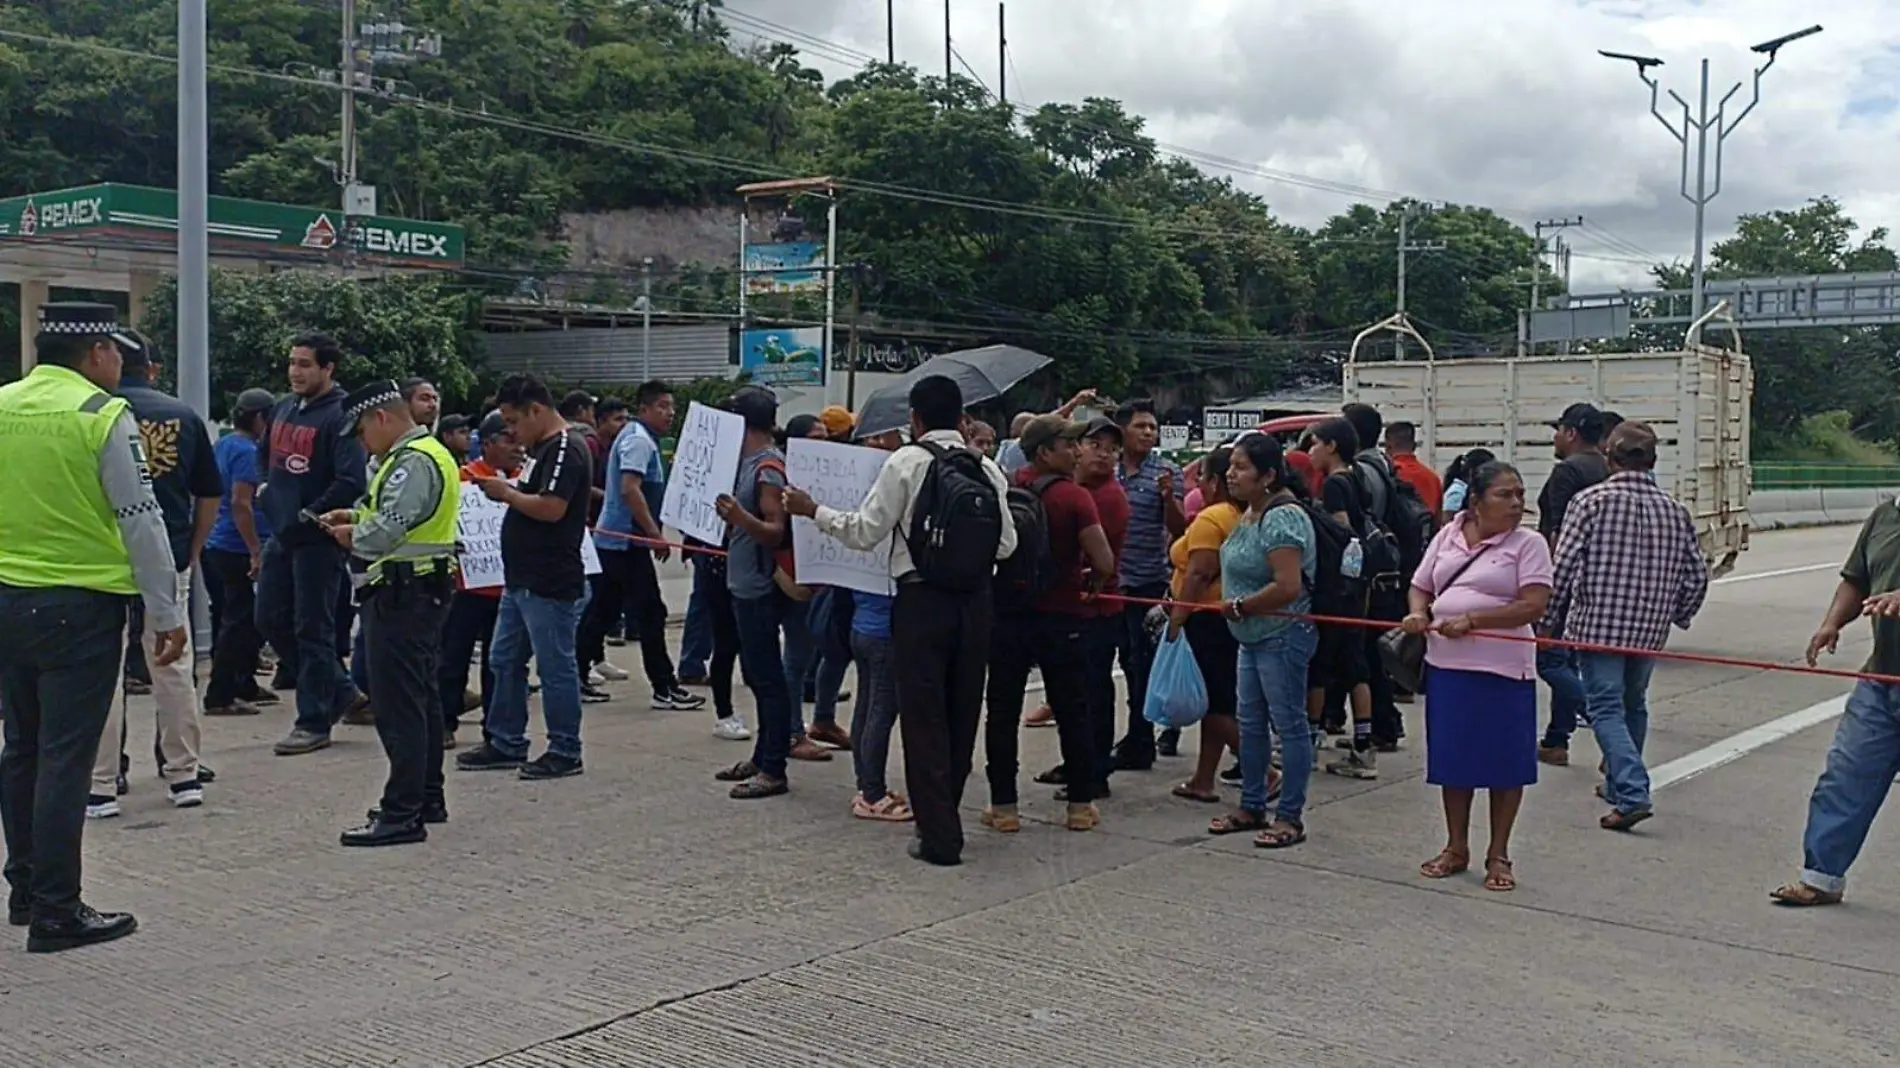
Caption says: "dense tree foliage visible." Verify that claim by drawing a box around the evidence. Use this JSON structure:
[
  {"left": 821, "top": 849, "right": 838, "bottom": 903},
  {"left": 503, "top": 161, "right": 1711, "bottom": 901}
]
[{"left": 0, "top": 0, "right": 1888, "bottom": 453}]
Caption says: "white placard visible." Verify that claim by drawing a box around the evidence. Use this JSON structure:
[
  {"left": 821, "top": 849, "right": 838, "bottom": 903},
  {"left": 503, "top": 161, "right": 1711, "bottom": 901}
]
[
  {"left": 1160, "top": 424, "right": 1191, "bottom": 451},
  {"left": 457, "top": 481, "right": 602, "bottom": 591},
  {"left": 457, "top": 483, "right": 507, "bottom": 590},
  {"left": 659, "top": 401, "right": 746, "bottom": 545},
  {"left": 787, "top": 438, "right": 896, "bottom": 596}
]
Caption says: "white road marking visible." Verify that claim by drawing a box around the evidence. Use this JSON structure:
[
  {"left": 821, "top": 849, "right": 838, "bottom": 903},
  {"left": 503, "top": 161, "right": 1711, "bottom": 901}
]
[
  {"left": 1651, "top": 694, "right": 1848, "bottom": 791},
  {"left": 1711, "top": 562, "right": 1837, "bottom": 586}
]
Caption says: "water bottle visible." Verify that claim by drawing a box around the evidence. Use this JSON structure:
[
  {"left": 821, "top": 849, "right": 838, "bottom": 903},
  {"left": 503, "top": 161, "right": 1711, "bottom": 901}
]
[{"left": 1341, "top": 537, "right": 1364, "bottom": 580}]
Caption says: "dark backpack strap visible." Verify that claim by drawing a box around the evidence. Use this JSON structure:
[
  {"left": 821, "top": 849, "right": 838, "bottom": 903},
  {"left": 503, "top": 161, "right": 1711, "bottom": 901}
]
[
  {"left": 1433, "top": 540, "right": 1495, "bottom": 597},
  {"left": 1027, "top": 473, "right": 1061, "bottom": 498}
]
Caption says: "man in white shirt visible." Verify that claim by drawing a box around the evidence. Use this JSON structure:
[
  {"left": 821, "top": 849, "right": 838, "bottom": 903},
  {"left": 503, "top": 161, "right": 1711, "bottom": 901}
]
[{"left": 785, "top": 375, "right": 1016, "bottom": 866}]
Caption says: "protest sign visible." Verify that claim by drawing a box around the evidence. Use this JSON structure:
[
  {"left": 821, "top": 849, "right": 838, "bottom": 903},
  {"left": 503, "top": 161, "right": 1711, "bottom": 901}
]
[
  {"left": 787, "top": 437, "right": 895, "bottom": 596},
  {"left": 458, "top": 481, "right": 601, "bottom": 590},
  {"left": 660, "top": 401, "right": 745, "bottom": 545}
]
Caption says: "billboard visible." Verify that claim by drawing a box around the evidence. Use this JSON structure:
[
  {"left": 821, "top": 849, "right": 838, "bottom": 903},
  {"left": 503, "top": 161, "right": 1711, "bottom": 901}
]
[
  {"left": 743, "top": 241, "right": 827, "bottom": 294},
  {"left": 740, "top": 327, "right": 825, "bottom": 387}
]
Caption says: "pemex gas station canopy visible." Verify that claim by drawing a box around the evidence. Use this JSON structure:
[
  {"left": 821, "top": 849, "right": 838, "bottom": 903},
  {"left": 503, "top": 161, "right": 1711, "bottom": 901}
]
[{"left": 1, "top": 181, "right": 465, "bottom": 369}]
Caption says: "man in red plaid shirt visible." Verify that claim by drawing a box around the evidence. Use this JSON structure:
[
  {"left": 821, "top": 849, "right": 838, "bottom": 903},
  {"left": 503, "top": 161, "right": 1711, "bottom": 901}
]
[{"left": 1543, "top": 421, "right": 1710, "bottom": 832}]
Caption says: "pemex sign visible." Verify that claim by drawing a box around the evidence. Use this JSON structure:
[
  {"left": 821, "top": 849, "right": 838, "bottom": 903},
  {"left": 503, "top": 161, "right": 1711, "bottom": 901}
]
[{"left": 0, "top": 182, "right": 465, "bottom": 267}]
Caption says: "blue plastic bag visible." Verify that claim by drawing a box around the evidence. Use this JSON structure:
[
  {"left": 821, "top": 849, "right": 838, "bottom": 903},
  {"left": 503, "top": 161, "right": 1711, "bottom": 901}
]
[{"left": 1143, "top": 631, "right": 1209, "bottom": 729}]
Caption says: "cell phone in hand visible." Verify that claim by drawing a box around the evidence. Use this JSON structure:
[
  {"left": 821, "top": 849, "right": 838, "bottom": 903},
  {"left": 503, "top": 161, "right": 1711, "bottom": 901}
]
[{"left": 300, "top": 508, "right": 327, "bottom": 528}]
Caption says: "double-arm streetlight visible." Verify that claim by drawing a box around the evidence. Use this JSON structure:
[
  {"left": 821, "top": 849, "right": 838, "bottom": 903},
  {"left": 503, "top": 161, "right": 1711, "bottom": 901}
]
[{"left": 1600, "top": 25, "right": 1823, "bottom": 322}]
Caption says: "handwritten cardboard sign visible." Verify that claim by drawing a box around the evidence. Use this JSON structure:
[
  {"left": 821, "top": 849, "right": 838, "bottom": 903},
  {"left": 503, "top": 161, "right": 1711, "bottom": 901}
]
[
  {"left": 660, "top": 402, "right": 745, "bottom": 545},
  {"left": 458, "top": 481, "right": 602, "bottom": 591},
  {"left": 787, "top": 438, "right": 895, "bottom": 596}
]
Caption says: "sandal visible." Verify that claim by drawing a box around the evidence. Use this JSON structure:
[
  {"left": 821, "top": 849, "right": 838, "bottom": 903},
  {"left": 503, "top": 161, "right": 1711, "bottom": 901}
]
[
  {"left": 1208, "top": 809, "right": 1268, "bottom": 835},
  {"left": 852, "top": 793, "right": 915, "bottom": 822},
  {"left": 1483, "top": 856, "right": 1516, "bottom": 892},
  {"left": 1770, "top": 882, "right": 1843, "bottom": 907},
  {"left": 1172, "top": 783, "right": 1222, "bottom": 804},
  {"left": 1419, "top": 849, "right": 1470, "bottom": 879},
  {"left": 729, "top": 774, "right": 788, "bottom": 800},
  {"left": 1599, "top": 808, "right": 1653, "bottom": 832},
  {"left": 714, "top": 761, "right": 759, "bottom": 782},
  {"left": 1253, "top": 821, "right": 1306, "bottom": 849}
]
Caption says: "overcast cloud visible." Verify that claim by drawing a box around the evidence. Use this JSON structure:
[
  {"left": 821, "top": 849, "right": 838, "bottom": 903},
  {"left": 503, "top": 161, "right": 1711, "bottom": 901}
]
[{"left": 723, "top": 0, "right": 1898, "bottom": 291}]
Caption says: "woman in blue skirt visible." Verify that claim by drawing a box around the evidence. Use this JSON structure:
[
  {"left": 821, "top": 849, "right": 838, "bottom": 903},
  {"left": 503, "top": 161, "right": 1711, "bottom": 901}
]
[{"left": 1399, "top": 461, "right": 1552, "bottom": 892}]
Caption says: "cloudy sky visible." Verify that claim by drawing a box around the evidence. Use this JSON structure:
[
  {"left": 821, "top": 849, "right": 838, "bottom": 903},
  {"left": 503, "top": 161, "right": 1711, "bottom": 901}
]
[{"left": 721, "top": 0, "right": 1897, "bottom": 292}]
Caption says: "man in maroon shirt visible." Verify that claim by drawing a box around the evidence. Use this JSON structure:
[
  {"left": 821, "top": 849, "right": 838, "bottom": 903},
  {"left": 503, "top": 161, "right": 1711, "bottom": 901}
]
[
  {"left": 983, "top": 415, "right": 1118, "bottom": 833},
  {"left": 1045, "top": 415, "right": 1130, "bottom": 798}
]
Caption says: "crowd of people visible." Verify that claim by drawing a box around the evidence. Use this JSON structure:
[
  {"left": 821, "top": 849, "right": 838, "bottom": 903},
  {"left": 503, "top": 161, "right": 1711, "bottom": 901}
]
[{"left": 3, "top": 302, "right": 1897, "bottom": 955}]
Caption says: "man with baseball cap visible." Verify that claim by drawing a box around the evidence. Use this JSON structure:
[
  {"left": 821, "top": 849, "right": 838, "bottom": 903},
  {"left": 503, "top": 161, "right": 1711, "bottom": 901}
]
[
  {"left": 0, "top": 302, "right": 187, "bottom": 951},
  {"left": 203, "top": 388, "right": 281, "bottom": 717},
  {"left": 87, "top": 327, "right": 223, "bottom": 818},
  {"left": 1534, "top": 401, "right": 1610, "bottom": 767},
  {"left": 317, "top": 380, "right": 461, "bottom": 846}
]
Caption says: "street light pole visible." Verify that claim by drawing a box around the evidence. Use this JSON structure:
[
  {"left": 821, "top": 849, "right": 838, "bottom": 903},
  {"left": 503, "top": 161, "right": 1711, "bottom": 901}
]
[
  {"left": 1600, "top": 25, "right": 1822, "bottom": 324},
  {"left": 640, "top": 257, "right": 653, "bottom": 381},
  {"left": 178, "top": 0, "right": 209, "bottom": 419}
]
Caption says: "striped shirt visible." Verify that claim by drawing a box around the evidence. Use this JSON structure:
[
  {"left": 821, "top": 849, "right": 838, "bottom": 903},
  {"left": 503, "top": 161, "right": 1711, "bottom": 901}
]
[{"left": 1115, "top": 451, "right": 1184, "bottom": 590}]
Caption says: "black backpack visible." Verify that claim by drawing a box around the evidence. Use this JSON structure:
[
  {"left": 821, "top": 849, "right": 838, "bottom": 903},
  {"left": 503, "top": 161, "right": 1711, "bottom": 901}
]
[
  {"left": 993, "top": 474, "right": 1061, "bottom": 611},
  {"left": 1280, "top": 499, "right": 1369, "bottom": 619},
  {"left": 1357, "top": 453, "right": 1437, "bottom": 581},
  {"left": 905, "top": 440, "right": 1006, "bottom": 592},
  {"left": 1348, "top": 455, "right": 1409, "bottom": 601}
]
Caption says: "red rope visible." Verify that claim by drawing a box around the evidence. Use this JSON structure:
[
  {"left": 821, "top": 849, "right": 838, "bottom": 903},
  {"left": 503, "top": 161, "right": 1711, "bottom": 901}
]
[{"left": 579, "top": 528, "right": 1896, "bottom": 687}]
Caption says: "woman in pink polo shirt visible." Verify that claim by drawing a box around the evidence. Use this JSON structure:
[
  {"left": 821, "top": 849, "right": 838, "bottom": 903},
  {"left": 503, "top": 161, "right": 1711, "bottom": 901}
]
[{"left": 1400, "top": 460, "right": 1553, "bottom": 892}]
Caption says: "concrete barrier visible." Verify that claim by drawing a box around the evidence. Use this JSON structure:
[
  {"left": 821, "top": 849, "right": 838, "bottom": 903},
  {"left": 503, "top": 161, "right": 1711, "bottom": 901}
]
[{"left": 1749, "top": 486, "right": 1900, "bottom": 530}]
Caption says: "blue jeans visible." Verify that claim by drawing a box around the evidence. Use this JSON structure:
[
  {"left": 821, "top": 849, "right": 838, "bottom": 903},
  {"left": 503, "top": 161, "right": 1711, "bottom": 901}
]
[
  {"left": 1580, "top": 652, "right": 1657, "bottom": 813},
  {"left": 679, "top": 559, "right": 714, "bottom": 678},
  {"left": 487, "top": 588, "right": 586, "bottom": 760},
  {"left": 782, "top": 595, "right": 818, "bottom": 735},
  {"left": 1537, "top": 647, "right": 1585, "bottom": 749},
  {"left": 1237, "top": 622, "right": 1318, "bottom": 822},
  {"left": 255, "top": 539, "right": 349, "bottom": 735},
  {"left": 734, "top": 592, "right": 795, "bottom": 779},
  {"left": 1799, "top": 682, "right": 1900, "bottom": 894}
]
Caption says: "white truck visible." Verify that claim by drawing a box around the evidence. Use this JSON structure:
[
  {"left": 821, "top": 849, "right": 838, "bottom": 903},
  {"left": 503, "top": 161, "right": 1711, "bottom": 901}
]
[{"left": 1342, "top": 306, "right": 1753, "bottom": 576}]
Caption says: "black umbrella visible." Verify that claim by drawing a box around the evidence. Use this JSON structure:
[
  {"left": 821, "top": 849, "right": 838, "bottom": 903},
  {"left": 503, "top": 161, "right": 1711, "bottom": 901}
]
[{"left": 853, "top": 344, "right": 1053, "bottom": 437}]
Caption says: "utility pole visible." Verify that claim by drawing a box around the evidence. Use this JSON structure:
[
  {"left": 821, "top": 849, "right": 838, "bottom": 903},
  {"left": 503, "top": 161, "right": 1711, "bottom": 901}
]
[
  {"left": 887, "top": 0, "right": 895, "bottom": 64},
  {"left": 1556, "top": 238, "right": 1576, "bottom": 355},
  {"left": 340, "top": 0, "right": 359, "bottom": 202},
  {"left": 640, "top": 257, "right": 653, "bottom": 381},
  {"left": 1600, "top": 25, "right": 1821, "bottom": 325},
  {"left": 1528, "top": 216, "right": 1583, "bottom": 354},
  {"left": 845, "top": 264, "right": 864, "bottom": 409},
  {"left": 178, "top": 0, "right": 209, "bottom": 420},
  {"left": 1395, "top": 203, "right": 1445, "bottom": 361},
  {"left": 944, "top": 0, "right": 952, "bottom": 81},
  {"left": 998, "top": 4, "right": 1007, "bottom": 103}
]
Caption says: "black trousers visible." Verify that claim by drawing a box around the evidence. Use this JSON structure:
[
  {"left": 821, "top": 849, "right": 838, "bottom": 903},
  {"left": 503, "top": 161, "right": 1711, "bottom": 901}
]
[
  {"left": 702, "top": 561, "right": 742, "bottom": 722},
  {"left": 0, "top": 585, "right": 127, "bottom": 922},
  {"left": 579, "top": 548, "right": 678, "bottom": 692},
  {"left": 986, "top": 610, "right": 1095, "bottom": 807},
  {"left": 438, "top": 593, "right": 499, "bottom": 736},
  {"left": 1081, "top": 615, "right": 1120, "bottom": 789},
  {"left": 1113, "top": 581, "right": 1169, "bottom": 756},
  {"left": 363, "top": 579, "right": 453, "bottom": 826},
  {"left": 893, "top": 582, "right": 992, "bottom": 859},
  {"left": 1365, "top": 593, "right": 1406, "bottom": 742},
  {"left": 204, "top": 548, "right": 265, "bottom": 708}
]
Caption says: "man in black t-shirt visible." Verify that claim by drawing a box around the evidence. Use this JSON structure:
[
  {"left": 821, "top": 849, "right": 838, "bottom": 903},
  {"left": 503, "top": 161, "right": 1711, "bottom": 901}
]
[
  {"left": 1535, "top": 402, "right": 1610, "bottom": 765},
  {"left": 456, "top": 374, "right": 596, "bottom": 781}
]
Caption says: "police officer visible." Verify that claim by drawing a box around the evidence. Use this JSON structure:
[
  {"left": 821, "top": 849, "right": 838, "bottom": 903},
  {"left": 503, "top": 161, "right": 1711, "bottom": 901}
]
[
  {"left": 319, "top": 380, "right": 460, "bottom": 847},
  {"left": 0, "top": 303, "right": 186, "bottom": 952}
]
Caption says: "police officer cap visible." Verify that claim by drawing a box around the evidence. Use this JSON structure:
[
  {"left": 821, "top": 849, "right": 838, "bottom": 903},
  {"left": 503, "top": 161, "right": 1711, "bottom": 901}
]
[
  {"left": 233, "top": 388, "right": 277, "bottom": 418},
  {"left": 37, "top": 302, "right": 140, "bottom": 353},
  {"left": 339, "top": 379, "right": 405, "bottom": 436}
]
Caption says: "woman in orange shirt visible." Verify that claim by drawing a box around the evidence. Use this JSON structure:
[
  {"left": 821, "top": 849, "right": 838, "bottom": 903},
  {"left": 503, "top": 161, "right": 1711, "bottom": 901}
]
[{"left": 1167, "top": 445, "right": 1245, "bottom": 803}]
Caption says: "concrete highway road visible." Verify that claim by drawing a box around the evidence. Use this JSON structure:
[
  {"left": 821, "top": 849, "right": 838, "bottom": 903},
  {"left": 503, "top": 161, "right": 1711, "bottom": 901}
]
[{"left": 3, "top": 524, "right": 1896, "bottom": 1067}]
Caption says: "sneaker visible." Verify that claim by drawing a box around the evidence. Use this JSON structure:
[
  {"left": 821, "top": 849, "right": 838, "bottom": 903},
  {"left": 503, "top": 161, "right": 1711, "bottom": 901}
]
[
  {"left": 519, "top": 753, "right": 584, "bottom": 780},
  {"left": 1220, "top": 763, "right": 1241, "bottom": 783},
  {"left": 455, "top": 742, "right": 526, "bottom": 772},
  {"left": 714, "top": 715, "right": 752, "bottom": 741},
  {"left": 168, "top": 782, "right": 204, "bottom": 808},
  {"left": 273, "top": 728, "right": 331, "bottom": 756},
  {"left": 86, "top": 795, "right": 121, "bottom": 819},
  {"left": 980, "top": 805, "right": 1021, "bottom": 833},
  {"left": 579, "top": 682, "right": 612, "bottom": 704},
  {"left": 1325, "top": 748, "right": 1379, "bottom": 780},
  {"left": 605, "top": 633, "right": 627, "bottom": 647},
  {"left": 595, "top": 660, "right": 629, "bottom": 682},
  {"left": 587, "top": 668, "right": 607, "bottom": 687},
  {"left": 653, "top": 687, "right": 708, "bottom": 712}
]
